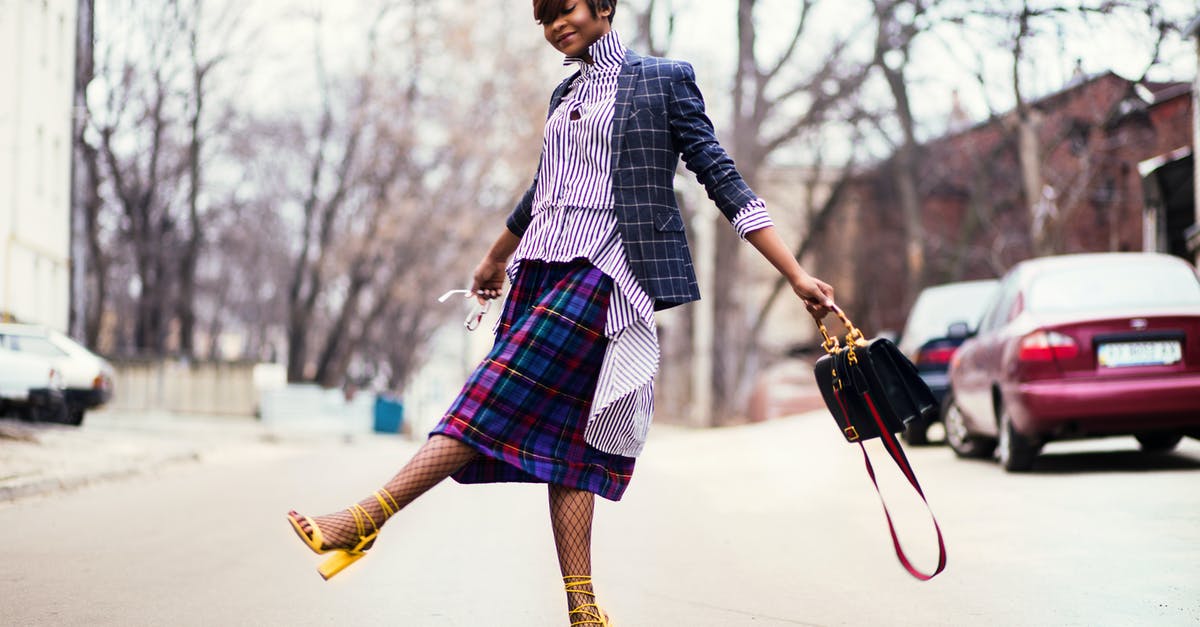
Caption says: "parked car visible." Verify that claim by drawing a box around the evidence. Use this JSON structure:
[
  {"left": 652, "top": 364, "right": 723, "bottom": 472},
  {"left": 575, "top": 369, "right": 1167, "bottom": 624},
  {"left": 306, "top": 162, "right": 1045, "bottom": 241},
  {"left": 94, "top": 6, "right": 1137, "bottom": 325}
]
[
  {"left": 0, "top": 346, "right": 68, "bottom": 423},
  {"left": 943, "top": 252, "right": 1200, "bottom": 471},
  {"left": 0, "top": 324, "right": 114, "bottom": 425},
  {"left": 896, "top": 279, "right": 1000, "bottom": 444}
]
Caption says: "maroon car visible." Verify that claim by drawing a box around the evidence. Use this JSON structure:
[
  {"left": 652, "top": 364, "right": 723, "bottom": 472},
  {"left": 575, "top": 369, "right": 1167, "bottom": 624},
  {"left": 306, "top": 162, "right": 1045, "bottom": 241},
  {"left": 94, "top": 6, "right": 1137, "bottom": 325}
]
[{"left": 943, "top": 253, "right": 1200, "bottom": 471}]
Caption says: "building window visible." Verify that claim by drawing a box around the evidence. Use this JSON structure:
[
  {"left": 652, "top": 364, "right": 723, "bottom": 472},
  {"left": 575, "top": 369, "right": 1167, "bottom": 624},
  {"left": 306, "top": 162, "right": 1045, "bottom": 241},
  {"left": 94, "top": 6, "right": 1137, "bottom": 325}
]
[
  {"left": 1067, "top": 120, "right": 1091, "bottom": 156},
  {"left": 40, "top": 0, "right": 49, "bottom": 67},
  {"left": 58, "top": 13, "right": 66, "bottom": 78},
  {"left": 36, "top": 126, "right": 44, "bottom": 197}
]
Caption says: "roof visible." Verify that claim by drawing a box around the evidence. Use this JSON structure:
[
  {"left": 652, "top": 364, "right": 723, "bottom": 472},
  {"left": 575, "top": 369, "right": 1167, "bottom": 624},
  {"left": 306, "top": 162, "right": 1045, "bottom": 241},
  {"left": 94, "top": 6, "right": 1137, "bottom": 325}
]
[
  {"left": 1141, "top": 81, "right": 1191, "bottom": 103},
  {"left": 1011, "top": 252, "right": 1190, "bottom": 278},
  {"left": 932, "top": 72, "right": 1134, "bottom": 143}
]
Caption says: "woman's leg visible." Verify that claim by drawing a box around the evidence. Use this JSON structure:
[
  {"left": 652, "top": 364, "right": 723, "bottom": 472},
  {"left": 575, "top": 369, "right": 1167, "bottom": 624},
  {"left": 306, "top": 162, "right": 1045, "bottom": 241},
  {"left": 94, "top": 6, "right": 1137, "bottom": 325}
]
[
  {"left": 549, "top": 485, "right": 607, "bottom": 623},
  {"left": 292, "top": 435, "right": 477, "bottom": 547}
]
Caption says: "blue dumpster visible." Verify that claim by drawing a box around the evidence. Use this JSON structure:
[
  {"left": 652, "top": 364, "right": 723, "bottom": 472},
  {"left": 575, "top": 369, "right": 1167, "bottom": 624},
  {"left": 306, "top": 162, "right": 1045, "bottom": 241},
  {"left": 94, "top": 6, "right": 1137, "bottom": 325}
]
[{"left": 373, "top": 395, "right": 404, "bottom": 434}]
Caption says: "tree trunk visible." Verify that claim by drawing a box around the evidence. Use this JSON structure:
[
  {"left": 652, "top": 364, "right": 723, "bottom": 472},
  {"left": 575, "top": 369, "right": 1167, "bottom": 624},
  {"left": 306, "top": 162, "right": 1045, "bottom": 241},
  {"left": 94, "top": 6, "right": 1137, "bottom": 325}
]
[
  {"left": 704, "top": 0, "right": 759, "bottom": 423},
  {"left": 179, "top": 17, "right": 206, "bottom": 359},
  {"left": 873, "top": 0, "right": 926, "bottom": 307}
]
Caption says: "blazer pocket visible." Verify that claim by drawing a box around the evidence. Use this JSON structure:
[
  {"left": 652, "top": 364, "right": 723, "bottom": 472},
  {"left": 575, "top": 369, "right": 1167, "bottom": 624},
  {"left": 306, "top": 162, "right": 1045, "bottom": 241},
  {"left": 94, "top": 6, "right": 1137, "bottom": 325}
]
[
  {"left": 631, "top": 106, "right": 666, "bottom": 125},
  {"left": 654, "top": 210, "right": 685, "bottom": 232}
]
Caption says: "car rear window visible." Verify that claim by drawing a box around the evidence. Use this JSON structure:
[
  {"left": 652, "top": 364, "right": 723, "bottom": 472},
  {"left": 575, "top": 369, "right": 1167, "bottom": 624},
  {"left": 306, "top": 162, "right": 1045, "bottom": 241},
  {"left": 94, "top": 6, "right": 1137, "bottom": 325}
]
[
  {"left": 1027, "top": 259, "right": 1200, "bottom": 313},
  {"left": 5, "top": 335, "right": 69, "bottom": 358}
]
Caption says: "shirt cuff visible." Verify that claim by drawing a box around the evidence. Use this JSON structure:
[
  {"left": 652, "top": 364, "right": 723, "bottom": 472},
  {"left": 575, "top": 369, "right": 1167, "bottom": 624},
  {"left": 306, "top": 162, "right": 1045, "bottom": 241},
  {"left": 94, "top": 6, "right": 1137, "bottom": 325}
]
[{"left": 732, "top": 199, "right": 773, "bottom": 239}]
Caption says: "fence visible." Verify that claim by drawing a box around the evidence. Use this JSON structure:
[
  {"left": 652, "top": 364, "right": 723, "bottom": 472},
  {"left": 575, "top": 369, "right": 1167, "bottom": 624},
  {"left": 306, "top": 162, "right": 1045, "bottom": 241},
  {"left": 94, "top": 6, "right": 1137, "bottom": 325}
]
[{"left": 107, "top": 359, "right": 286, "bottom": 417}]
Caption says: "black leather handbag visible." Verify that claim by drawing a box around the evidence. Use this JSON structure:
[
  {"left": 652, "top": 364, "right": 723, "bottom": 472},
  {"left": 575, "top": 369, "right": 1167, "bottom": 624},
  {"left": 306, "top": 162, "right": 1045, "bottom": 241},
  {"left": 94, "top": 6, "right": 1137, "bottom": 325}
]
[
  {"left": 813, "top": 310, "right": 939, "bottom": 443},
  {"left": 813, "top": 307, "right": 947, "bottom": 580}
]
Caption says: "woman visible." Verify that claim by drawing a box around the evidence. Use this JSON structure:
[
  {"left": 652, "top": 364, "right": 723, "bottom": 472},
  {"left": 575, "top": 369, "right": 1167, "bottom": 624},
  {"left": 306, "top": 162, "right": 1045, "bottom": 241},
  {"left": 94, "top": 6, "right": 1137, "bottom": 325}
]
[{"left": 287, "top": 1, "right": 835, "bottom": 624}]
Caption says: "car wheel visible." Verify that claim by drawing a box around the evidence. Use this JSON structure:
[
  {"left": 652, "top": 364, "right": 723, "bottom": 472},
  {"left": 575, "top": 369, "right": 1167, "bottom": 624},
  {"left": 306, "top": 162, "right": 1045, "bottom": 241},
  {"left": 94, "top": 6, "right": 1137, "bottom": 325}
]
[
  {"left": 65, "top": 406, "right": 86, "bottom": 426},
  {"left": 1135, "top": 433, "right": 1182, "bottom": 453},
  {"left": 997, "top": 408, "right": 1039, "bottom": 472},
  {"left": 26, "top": 403, "right": 67, "bottom": 424},
  {"left": 902, "top": 415, "right": 930, "bottom": 446},
  {"left": 943, "top": 393, "right": 995, "bottom": 459}
]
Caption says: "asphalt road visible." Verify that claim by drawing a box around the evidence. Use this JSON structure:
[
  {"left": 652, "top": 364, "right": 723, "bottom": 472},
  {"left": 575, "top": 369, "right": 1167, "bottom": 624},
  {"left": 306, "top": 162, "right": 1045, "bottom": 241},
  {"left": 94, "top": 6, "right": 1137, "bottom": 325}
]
[{"left": 1, "top": 412, "right": 1198, "bottom": 626}]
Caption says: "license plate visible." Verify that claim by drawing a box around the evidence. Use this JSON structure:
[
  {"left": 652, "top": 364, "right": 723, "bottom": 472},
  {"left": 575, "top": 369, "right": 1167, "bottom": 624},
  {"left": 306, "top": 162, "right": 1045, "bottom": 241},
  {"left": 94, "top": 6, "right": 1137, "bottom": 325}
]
[{"left": 1097, "top": 341, "right": 1182, "bottom": 368}]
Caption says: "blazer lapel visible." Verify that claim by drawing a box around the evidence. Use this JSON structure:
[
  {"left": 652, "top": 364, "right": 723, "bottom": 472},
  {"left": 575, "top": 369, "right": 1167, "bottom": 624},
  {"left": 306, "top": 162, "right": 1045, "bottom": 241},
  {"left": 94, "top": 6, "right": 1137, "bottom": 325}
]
[
  {"left": 547, "top": 72, "right": 578, "bottom": 118},
  {"left": 610, "top": 50, "right": 642, "bottom": 170}
]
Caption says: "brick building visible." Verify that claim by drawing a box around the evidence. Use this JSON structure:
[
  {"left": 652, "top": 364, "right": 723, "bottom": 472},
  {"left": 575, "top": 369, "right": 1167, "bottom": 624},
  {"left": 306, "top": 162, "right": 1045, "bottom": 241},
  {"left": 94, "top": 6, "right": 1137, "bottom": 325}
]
[{"left": 813, "top": 72, "right": 1194, "bottom": 333}]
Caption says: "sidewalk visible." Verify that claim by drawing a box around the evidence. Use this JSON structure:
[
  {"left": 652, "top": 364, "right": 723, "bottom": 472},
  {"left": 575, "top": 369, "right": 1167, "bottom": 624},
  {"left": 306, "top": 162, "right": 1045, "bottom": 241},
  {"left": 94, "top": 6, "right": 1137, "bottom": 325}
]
[
  {"left": 0, "top": 366, "right": 823, "bottom": 503},
  {"left": 0, "top": 409, "right": 399, "bottom": 502}
]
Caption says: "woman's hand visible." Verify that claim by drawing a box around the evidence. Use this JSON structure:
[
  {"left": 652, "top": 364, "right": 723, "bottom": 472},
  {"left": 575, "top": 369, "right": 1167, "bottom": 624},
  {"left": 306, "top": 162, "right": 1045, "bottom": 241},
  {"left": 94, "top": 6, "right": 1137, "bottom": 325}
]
[
  {"left": 471, "top": 257, "right": 507, "bottom": 304},
  {"left": 790, "top": 271, "right": 835, "bottom": 320},
  {"left": 470, "top": 229, "right": 521, "bottom": 303}
]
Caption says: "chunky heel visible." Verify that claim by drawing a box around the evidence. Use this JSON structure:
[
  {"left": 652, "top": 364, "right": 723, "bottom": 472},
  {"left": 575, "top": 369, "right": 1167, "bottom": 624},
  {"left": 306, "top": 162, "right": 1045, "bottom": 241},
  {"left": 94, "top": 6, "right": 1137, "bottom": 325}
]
[
  {"left": 318, "top": 550, "right": 365, "bottom": 580},
  {"left": 287, "top": 490, "right": 399, "bottom": 580}
]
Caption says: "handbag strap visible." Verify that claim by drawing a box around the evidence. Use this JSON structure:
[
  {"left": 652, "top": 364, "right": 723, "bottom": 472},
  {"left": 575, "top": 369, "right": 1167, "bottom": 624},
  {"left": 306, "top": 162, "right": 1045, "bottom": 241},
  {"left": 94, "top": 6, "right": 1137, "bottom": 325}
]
[
  {"left": 817, "top": 306, "right": 946, "bottom": 580},
  {"left": 856, "top": 390, "right": 948, "bottom": 580}
]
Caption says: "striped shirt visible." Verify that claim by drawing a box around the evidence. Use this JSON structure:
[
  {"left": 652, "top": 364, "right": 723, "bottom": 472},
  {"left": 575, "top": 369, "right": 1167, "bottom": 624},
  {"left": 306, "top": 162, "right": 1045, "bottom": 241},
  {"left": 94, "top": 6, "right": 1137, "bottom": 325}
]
[{"left": 510, "top": 30, "right": 773, "bottom": 457}]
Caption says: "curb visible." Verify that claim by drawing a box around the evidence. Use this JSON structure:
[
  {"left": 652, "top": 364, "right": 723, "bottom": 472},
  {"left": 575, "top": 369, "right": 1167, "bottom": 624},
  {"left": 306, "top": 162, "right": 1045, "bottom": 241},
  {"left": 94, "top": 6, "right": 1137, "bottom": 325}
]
[{"left": 0, "top": 449, "right": 202, "bottom": 503}]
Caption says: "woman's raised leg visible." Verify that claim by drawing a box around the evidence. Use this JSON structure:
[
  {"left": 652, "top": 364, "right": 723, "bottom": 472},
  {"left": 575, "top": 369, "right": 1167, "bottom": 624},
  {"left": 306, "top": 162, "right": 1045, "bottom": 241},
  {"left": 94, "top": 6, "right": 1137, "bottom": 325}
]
[{"left": 289, "top": 435, "right": 477, "bottom": 551}]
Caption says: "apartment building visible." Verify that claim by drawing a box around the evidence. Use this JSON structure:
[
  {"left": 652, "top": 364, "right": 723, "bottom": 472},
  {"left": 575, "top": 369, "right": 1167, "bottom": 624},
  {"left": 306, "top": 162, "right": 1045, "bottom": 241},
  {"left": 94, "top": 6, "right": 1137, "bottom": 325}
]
[{"left": 0, "top": 0, "right": 77, "bottom": 331}]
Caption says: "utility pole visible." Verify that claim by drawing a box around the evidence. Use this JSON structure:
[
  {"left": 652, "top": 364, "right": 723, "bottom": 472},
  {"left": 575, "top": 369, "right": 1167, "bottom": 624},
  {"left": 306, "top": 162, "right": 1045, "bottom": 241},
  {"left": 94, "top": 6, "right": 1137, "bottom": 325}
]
[{"left": 68, "top": 0, "right": 94, "bottom": 341}]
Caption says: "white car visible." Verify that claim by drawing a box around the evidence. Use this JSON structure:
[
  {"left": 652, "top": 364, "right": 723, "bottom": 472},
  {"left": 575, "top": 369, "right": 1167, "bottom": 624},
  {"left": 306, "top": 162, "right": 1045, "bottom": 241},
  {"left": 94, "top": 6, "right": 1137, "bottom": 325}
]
[
  {"left": 0, "top": 324, "right": 114, "bottom": 425},
  {"left": 0, "top": 346, "right": 67, "bottom": 422}
]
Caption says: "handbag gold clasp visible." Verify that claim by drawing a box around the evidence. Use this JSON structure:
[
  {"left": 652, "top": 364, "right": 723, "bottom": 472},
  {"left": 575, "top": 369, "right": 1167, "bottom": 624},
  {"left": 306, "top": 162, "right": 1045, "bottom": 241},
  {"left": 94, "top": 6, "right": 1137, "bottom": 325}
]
[
  {"left": 813, "top": 305, "right": 865, "bottom": 356},
  {"left": 833, "top": 306, "right": 867, "bottom": 347},
  {"left": 844, "top": 426, "right": 860, "bottom": 441},
  {"left": 817, "top": 319, "right": 841, "bottom": 355}
]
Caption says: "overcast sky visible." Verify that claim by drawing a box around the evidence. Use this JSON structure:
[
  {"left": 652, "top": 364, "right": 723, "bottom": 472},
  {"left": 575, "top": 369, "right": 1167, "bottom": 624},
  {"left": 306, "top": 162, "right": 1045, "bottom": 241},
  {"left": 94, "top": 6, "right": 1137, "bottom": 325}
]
[{"left": 232, "top": 0, "right": 1196, "bottom": 156}]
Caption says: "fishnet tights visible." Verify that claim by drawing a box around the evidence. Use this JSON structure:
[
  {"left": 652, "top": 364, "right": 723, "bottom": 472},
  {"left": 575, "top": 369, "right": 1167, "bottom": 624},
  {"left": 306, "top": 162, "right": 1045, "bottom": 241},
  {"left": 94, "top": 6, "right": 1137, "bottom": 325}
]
[
  {"left": 549, "top": 485, "right": 605, "bottom": 624},
  {"left": 294, "top": 435, "right": 476, "bottom": 548},
  {"left": 294, "top": 437, "right": 607, "bottom": 623}
]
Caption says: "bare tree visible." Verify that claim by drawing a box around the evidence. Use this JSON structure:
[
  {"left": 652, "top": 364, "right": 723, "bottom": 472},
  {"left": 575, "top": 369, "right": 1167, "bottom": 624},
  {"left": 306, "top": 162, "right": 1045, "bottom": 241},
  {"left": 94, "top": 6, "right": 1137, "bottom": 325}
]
[
  {"left": 93, "top": 2, "right": 186, "bottom": 355},
  {"left": 81, "top": 0, "right": 249, "bottom": 357},
  {"left": 177, "top": 0, "right": 247, "bottom": 358},
  {"left": 870, "top": 0, "right": 929, "bottom": 301},
  {"left": 960, "top": 0, "right": 1185, "bottom": 257},
  {"left": 712, "top": 0, "right": 873, "bottom": 420}
]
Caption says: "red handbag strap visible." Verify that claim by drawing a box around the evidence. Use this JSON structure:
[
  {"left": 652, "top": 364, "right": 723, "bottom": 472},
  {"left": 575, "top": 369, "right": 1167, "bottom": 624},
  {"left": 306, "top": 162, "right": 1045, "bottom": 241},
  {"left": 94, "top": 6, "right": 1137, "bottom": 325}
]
[{"left": 843, "top": 390, "right": 948, "bottom": 580}]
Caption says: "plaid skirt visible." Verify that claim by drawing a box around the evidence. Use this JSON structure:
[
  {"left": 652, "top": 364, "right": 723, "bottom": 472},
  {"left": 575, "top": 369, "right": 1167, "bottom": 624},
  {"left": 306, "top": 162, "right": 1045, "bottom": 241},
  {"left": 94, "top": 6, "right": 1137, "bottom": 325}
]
[{"left": 429, "top": 260, "right": 637, "bottom": 501}]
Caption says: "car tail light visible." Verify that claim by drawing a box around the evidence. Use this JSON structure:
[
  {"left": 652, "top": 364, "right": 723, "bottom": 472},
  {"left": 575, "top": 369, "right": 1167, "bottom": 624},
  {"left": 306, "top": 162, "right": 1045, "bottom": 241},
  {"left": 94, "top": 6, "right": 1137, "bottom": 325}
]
[
  {"left": 93, "top": 374, "right": 111, "bottom": 391},
  {"left": 916, "top": 346, "right": 957, "bottom": 365},
  {"left": 1018, "top": 330, "right": 1078, "bottom": 362}
]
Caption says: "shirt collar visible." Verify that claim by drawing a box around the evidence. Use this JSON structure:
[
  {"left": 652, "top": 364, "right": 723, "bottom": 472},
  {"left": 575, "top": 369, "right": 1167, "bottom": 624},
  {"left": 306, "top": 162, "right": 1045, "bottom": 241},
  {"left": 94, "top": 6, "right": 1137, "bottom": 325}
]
[{"left": 564, "top": 30, "right": 625, "bottom": 76}]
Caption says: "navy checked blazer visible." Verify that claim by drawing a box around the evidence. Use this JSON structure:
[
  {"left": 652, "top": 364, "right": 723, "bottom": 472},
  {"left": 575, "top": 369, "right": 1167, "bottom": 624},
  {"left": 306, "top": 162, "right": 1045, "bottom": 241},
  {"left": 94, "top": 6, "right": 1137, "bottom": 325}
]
[{"left": 506, "top": 49, "right": 760, "bottom": 311}]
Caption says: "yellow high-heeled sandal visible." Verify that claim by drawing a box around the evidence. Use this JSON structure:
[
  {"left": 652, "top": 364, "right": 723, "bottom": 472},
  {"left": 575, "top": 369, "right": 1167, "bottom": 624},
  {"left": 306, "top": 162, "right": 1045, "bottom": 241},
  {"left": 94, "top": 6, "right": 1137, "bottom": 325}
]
[
  {"left": 564, "top": 575, "right": 613, "bottom": 626},
  {"left": 287, "top": 490, "right": 399, "bottom": 580}
]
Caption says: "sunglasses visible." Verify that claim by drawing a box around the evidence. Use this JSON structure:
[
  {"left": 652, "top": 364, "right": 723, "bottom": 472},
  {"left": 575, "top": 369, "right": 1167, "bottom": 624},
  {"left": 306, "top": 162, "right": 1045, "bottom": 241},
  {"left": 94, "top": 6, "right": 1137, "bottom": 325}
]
[{"left": 438, "top": 289, "right": 493, "bottom": 331}]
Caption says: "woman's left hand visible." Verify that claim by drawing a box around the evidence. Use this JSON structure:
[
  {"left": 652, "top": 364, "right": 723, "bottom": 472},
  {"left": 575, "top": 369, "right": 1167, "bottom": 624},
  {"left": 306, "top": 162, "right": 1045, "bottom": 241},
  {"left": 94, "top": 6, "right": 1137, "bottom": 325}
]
[{"left": 791, "top": 271, "right": 835, "bottom": 319}]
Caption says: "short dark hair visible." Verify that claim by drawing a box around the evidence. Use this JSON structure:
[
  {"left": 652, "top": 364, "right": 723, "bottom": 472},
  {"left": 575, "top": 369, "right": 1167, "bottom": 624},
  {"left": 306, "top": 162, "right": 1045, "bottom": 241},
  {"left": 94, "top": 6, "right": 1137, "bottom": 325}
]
[{"left": 533, "top": 0, "right": 617, "bottom": 25}]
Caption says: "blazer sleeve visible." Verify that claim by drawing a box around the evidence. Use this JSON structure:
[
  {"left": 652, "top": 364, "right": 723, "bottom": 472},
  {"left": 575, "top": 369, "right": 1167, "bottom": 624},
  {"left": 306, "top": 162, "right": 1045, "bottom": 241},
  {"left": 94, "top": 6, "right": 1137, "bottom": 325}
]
[
  {"left": 506, "top": 180, "right": 536, "bottom": 237},
  {"left": 666, "top": 61, "right": 759, "bottom": 224}
]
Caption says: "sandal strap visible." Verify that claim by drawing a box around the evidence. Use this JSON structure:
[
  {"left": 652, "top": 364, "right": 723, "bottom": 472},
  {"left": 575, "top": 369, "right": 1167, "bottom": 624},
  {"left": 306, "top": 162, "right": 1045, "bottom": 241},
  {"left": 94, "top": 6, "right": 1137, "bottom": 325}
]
[
  {"left": 564, "top": 576, "right": 609, "bottom": 626},
  {"left": 563, "top": 575, "right": 595, "bottom": 595},
  {"left": 568, "top": 603, "right": 605, "bottom": 626},
  {"left": 374, "top": 490, "right": 399, "bottom": 517},
  {"left": 349, "top": 503, "right": 377, "bottom": 535}
]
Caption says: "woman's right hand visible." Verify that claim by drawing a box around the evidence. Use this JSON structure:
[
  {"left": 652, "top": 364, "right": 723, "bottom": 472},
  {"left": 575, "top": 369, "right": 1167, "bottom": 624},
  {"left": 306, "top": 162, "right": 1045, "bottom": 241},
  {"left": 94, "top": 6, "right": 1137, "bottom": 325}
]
[
  {"left": 471, "top": 257, "right": 507, "bottom": 304},
  {"left": 790, "top": 271, "right": 835, "bottom": 320}
]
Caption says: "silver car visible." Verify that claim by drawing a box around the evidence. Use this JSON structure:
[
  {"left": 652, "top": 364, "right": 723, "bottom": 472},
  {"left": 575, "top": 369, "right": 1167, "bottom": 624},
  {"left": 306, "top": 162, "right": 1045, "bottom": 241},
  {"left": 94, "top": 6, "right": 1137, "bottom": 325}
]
[
  {"left": 0, "top": 346, "right": 67, "bottom": 422},
  {"left": 0, "top": 324, "right": 114, "bottom": 425}
]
